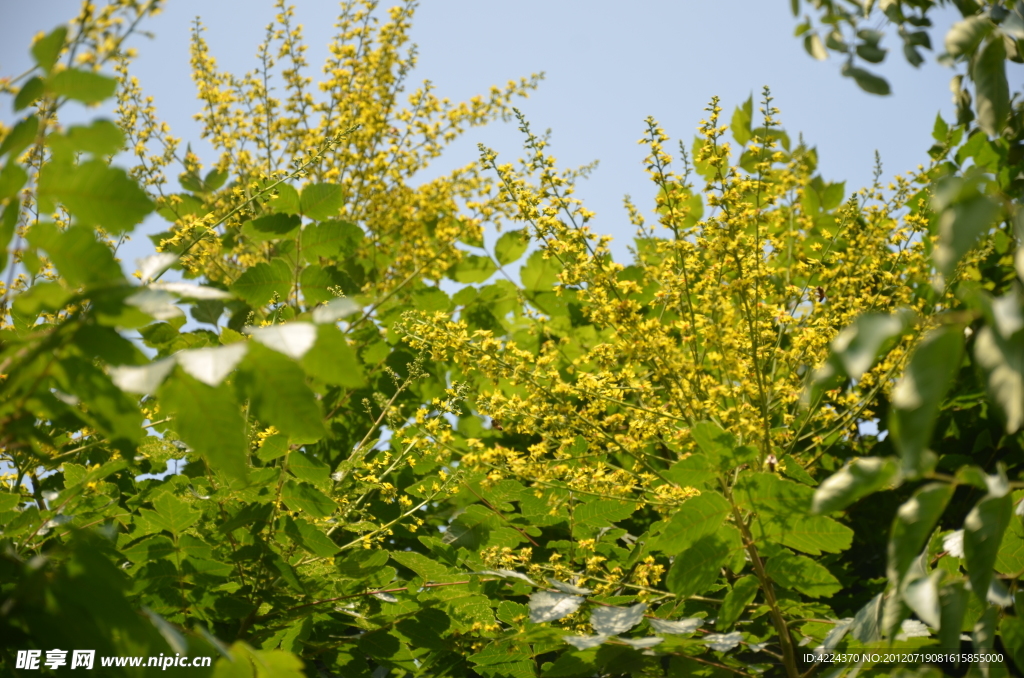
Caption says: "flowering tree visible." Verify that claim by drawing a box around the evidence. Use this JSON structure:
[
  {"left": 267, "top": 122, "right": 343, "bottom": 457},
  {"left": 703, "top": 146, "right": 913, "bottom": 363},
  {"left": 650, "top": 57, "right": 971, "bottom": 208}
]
[{"left": 0, "top": 1, "right": 1022, "bottom": 677}]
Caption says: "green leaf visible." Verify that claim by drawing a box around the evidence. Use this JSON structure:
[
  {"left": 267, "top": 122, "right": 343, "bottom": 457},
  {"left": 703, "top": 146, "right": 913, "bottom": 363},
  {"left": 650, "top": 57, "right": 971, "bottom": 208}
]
[
  {"left": 974, "top": 325, "right": 1024, "bottom": 434},
  {"left": 411, "top": 287, "right": 451, "bottom": 313},
  {"left": 973, "top": 35, "right": 1010, "bottom": 137},
  {"left": 856, "top": 42, "right": 888, "bottom": 63},
  {"left": 301, "top": 220, "right": 363, "bottom": 261},
  {"left": 665, "top": 532, "right": 731, "bottom": 597},
  {"left": 842, "top": 63, "right": 891, "bottom": 95},
  {"left": 812, "top": 456, "right": 901, "bottom": 514},
  {"left": 140, "top": 493, "right": 200, "bottom": 537},
  {"left": 731, "top": 96, "right": 754, "bottom": 146},
  {"left": 765, "top": 549, "right": 841, "bottom": 597},
  {"left": 230, "top": 258, "right": 293, "bottom": 307},
  {"left": 336, "top": 549, "right": 389, "bottom": 578},
  {"left": 240, "top": 344, "right": 326, "bottom": 444},
  {"left": 806, "top": 310, "right": 914, "bottom": 406},
  {"left": 289, "top": 450, "right": 330, "bottom": 485},
  {"left": 284, "top": 516, "right": 339, "bottom": 558},
  {"left": 0, "top": 200, "right": 17, "bottom": 271},
  {"left": 37, "top": 160, "right": 153, "bottom": 233},
  {"left": 1000, "top": 615, "right": 1024, "bottom": 675},
  {"left": 649, "top": 491, "right": 732, "bottom": 555},
  {"left": 0, "top": 116, "right": 39, "bottom": 160},
  {"left": 887, "top": 483, "right": 954, "bottom": 588},
  {"left": 13, "top": 76, "right": 44, "bottom": 112},
  {"left": 300, "top": 324, "right": 366, "bottom": 388},
  {"left": 255, "top": 434, "right": 289, "bottom": 462},
  {"left": 573, "top": 500, "right": 635, "bottom": 535},
  {"left": 300, "top": 183, "right": 344, "bottom": 221},
  {"left": 31, "top": 27, "right": 67, "bottom": 73},
  {"left": 938, "top": 580, "right": 968, "bottom": 653},
  {"left": 281, "top": 479, "right": 335, "bottom": 518},
  {"left": 0, "top": 162, "right": 28, "bottom": 202},
  {"left": 46, "top": 69, "right": 117, "bottom": 104},
  {"left": 736, "top": 473, "right": 853, "bottom": 555},
  {"left": 298, "top": 265, "right": 340, "bottom": 305},
  {"left": 241, "top": 213, "right": 300, "bottom": 242},
  {"left": 27, "top": 223, "right": 124, "bottom": 288},
  {"left": 945, "top": 14, "right": 994, "bottom": 57},
  {"left": 889, "top": 326, "right": 964, "bottom": 476},
  {"left": 160, "top": 373, "right": 249, "bottom": 482},
  {"left": 717, "top": 575, "right": 759, "bottom": 631},
  {"left": 521, "top": 250, "right": 560, "bottom": 290},
  {"left": 48, "top": 120, "right": 124, "bottom": 159},
  {"left": 528, "top": 591, "right": 584, "bottom": 623},
  {"left": 995, "top": 492, "right": 1024, "bottom": 574},
  {"left": 494, "top": 229, "right": 530, "bottom": 266},
  {"left": 932, "top": 176, "right": 1001, "bottom": 281},
  {"left": 964, "top": 485, "right": 1013, "bottom": 604},
  {"left": 270, "top": 183, "right": 301, "bottom": 214},
  {"left": 450, "top": 254, "right": 497, "bottom": 283}
]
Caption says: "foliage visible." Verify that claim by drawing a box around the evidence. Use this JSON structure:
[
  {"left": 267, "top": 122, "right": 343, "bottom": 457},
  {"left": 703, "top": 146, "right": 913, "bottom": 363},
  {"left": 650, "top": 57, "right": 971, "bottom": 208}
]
[{"left": 0, "top": 1, "right": 1023, "bottom": 678}]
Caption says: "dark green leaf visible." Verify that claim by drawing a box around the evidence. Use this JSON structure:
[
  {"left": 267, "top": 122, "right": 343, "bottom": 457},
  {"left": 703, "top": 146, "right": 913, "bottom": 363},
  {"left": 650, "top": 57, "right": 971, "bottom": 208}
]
[
  {"left": 281, "top": 479, "right": 336, "bottom": 518},
  {"left": 139, "top": 493, "right": 200, "bottom": 537},
  {"left": 241, "top": 213, "right": 300, "bottom": 242},
  {"left": 13, "top": 76, "right": 44, "bottom": 111},
  {"left": 938, "top": 580, "right": 968, "bottom": 653},
  {"left": 31, "top": 27, "right": 67, "bottom": 73},
  {"left": 46, "top": 69, "right": 117, "bottom": 104},
  {"left": 765, "top": 549, "right": 841, "bottom": 597},
  {"left": 842, "top": 63, "right": 891, "bottom": 95},
  {"left": 284, "top": 516, "right": 339, "bottom": 557},
  {"left": 300, "top": 183, "right": 344, "bottom": 221},
  {"left": 974, "top": 325, "right": 1024, "bottom": 434},
  {"left": 717, "top": 575, "right": 759, "bottom": 631}
]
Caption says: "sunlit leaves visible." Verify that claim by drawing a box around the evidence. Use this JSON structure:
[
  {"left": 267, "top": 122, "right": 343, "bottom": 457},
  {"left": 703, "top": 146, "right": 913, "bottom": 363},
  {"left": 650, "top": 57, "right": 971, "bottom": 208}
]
[
  {"left": 37, "top": 160, "right": 153, "bottom": 234},
  {"left": 27, "top": 223, "right": 125, "bottom": 287},
  {"left": 300, "top": 183, "right": 344, "bottom": 221},
  {"left": 231, "top": 258, "right": 293, "bottom": 307},
  {"left": 160, "top": 373, "right": 248, "bottom": 482},
  {"left": 46, "top": 69, "right": 117, "bottom": 104},
  {"left": 665, "top": 532, "right": 733, "bottom": 597},
  {"left": 765, "top": 549, "right": 841, "bottom": 597},
  {"left": 964, "top": 477, "right": 1013, "bottom": 604},
  {"left": 31, "top": 26, "right": 67, "bottom": 73},
  {"left": 239, "top": 344, "right": 326, "bottom": 444},
  {"left": 812, "top": 457, "right": 901, "bottom": 514},
  {"left": 528, "top": 592, "right": 583, "bottom": 623},
  {"left": 887, "top": 483, "right": 954, "bottom": 588}
]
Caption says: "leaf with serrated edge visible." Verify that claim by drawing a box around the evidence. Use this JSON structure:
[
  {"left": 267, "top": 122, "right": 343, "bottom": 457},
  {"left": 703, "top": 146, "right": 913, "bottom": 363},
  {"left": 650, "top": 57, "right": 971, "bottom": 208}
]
[
  {"left": 648, "top": 617, "right": 704, "bottom": 635},
  {"left": 591, "top": 603, "right": 646, "bottom": 635}
]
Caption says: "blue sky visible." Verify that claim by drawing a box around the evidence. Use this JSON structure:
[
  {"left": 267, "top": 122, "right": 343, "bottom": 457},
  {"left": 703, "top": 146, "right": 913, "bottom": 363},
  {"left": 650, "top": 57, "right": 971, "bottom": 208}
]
[{"left": 3, "top": 1, "right": 963, "bottom": 265}]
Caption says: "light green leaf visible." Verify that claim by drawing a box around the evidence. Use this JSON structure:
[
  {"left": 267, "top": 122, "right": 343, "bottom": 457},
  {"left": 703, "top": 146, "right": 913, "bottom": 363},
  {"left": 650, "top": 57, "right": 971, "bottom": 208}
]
[
  {"left": 13, "top": 76, "right": 44, "bottom": 112},
  {"left": 300, "top": 183, "right": 344, "bottom": 221},
  {"left": 1000, "top": 615, "right": 1024, "bottom": 675},
  {"left": 284, "top": 516, "right": 338, "bottom": 558},
  {"left": 48, "top": 120, "right": 124, "bottom": 159},
  {"left": 995, "top": 491, "right": 1024, "bottom": 574},
  {"left": 574, "top": 499, "right": 635, "bottom": 530},
  {"left": 0, "top": 116, "right": 39, "bottom": 160},
  {"left": 311, "top": 296, "right": 360, "bottom": 324},
  {"left": 298, "top": 265, "right": 339, "bottom": 305},
  {"left": 27, "top": 222, "right": 124, "bottom": 287},
  {"left": 964, "top": 487, "right": 1013, "bottom": 604},
  {"left": 973, "top": 35, "right": 1010, "bottom": 137},
  {"left": 140, "top": 493, "right": 200, "bottom": 537},
  {"left": 280, "top": 479, "right": 335, "bottom": 518},
  {"left": 736, "top": 473, "right": 853, "bottom": 555},
  {"left": 289, "top": 450, "right": 330, "bottom": 485},
  {"left": 240, "top": 345, "right": 326, "bottom": 444},
  {"left": 301, "top": 219, "right": 363, "bottom": 261},
  {"left": 0, "top": 162, "right": 28, "bottom": 201},
  {"left": 649, "top": 491, "right": 731, "bottom": 555},
  {"left": 974, "top": 326, "right": 1024, "bottom": 434},
  {"left": 889, "top": 326, "right": 964, "bottom": 476},
  {"left": 494, "top": 229, "right": 530, "bottom": 265},
  {"left": 765, "top": 550, "right": 841, "bottom": 598},
  {"left": 717, "top": 575, "right": 759, "bottom": 631},
  {"left": 109, "top": 358, "right": 175, "bottom": 395},
  {"left": 160, "top": 374, "right": 249, "bottom": 482},
  {"left": 945, "top": 14, "right": 994, "bottom": 57},
  {"left": 521, "top": 250, "right": 560, "bottom": 290},
  {"left": 665, "top": 532, "right": 731, "bottom": 597},
  {"left": 31, "top": 27, "right": 67, "bottom": 73},
  {"left": 37, "top": 160, "right": 153, "bottom": 234},
  {"left": 270, "top": 183, "right": 300, "bottom": 214},
  {"left": 888, "top": 483, "right": 954, "bottom": 588},
  {"left": 933, "top": 176, "right": 1001, "bottom": 282},
  {"left": 812, "top": 456, "right": 901, "bottom": 514},
  {"left": 300, "top": 324, "right": 365, "bottom": 388},
  {"left": 449, "top": 254, "right": 497, "bottom": 283},
  {"left": 46, "top": 68, "right": 117, "bottom": 104},
  {"left": 230, "top": 258, "right": 293, "bottom": 307}
]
